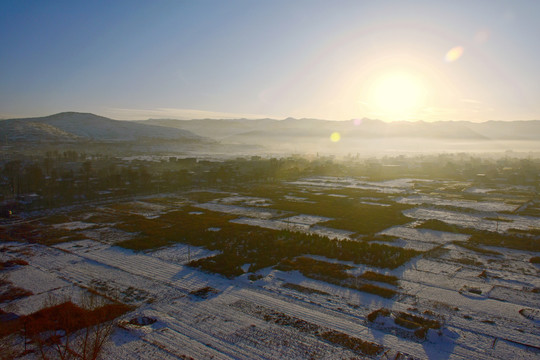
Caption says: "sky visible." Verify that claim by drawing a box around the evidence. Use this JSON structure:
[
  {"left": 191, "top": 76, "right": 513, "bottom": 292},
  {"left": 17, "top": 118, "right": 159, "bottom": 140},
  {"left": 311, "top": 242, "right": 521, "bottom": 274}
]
[{"left": 1, "top": 0, "right": 540, "bottom": 122}]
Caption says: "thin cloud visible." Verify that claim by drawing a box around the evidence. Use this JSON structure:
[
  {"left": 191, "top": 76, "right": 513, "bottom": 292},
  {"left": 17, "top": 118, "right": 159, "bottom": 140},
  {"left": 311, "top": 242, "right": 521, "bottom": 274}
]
[{"left": 103, "top": 107, "right": 276, "bottom": 120}]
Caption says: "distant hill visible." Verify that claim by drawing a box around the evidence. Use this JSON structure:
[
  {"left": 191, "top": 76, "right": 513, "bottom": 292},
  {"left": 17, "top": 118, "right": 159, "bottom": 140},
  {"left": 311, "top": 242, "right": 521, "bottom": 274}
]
[
  {"left": 466, "top": 120, "right": 540, "bottom": 141},
  {"left": 142, "top": 117, "right": 540, "bottom": 141},
  {"left": 141, "top": 117, "right": 540, "bottom": 153},
  {"left": 0, "top": 112, "right": 205, "bottom": 143},
  {"left": 142, "top": 117, "right": 504, "bottom": 142},
  {"left": 3, "top": 112, "right": 538, "bottom": 154},
  {"left": 143, "top": 118, "right": 283, "bottom": 140}
]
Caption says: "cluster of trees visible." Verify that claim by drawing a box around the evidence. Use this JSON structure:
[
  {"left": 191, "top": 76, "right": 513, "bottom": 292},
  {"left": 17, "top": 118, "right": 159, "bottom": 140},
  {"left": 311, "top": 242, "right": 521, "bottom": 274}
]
[
  {"left": 1, "top": 156, "right": 152, "bottom": 212},
  {"left": 274, "top": 195, "right": 411, "bottom": 235},
  {"left": 0, "top": 153, "right": 320, "bottom": 213},
  {"left": 114, "top": 206, "right": 420, "bottom": 279},
  {"left": 2, "top": 151, "right": 539, "bottom": 216}
]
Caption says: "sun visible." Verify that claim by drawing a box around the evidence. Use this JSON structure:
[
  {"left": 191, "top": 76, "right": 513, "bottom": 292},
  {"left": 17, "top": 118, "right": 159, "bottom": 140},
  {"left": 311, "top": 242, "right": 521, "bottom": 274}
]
[{"left": 370, "top": 72, "right": 426, "bottom": 120}]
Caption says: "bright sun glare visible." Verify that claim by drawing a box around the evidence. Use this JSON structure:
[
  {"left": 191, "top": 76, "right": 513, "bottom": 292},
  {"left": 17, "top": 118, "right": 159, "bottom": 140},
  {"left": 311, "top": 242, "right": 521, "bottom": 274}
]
[{"left": 370, "top": 72, "right": 426, "bottom": 120}]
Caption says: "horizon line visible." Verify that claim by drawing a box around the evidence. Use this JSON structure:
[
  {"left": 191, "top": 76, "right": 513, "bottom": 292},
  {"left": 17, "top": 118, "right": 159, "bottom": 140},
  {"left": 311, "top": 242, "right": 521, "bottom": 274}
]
[{"left": 1, "top": 109, "right": 539, "bottom": 124}]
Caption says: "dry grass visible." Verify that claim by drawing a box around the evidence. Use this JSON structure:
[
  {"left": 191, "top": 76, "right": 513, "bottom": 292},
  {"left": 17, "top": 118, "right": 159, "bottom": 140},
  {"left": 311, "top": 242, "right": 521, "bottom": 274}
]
[
  {"left": 367, "top": 308, "right": 442, "bottom": 340},
  {"left": 282, "top": 283, "right": 330, "bottom": 296},
  {"left": 232, "top": 299, "right": 383, "bottom": 357},
  {"left": 0, "top": 286, "right": 33, "bottom": 303},
  {"left": 358, "top": 271, "right": 399, "bottom": 285},
  {"left": 0, "top": 258, "right": 29, "bottom": 270},
  {"left": 0, "top": 300, "right": 132, "bottom": 338},
  {"left": 278, "top": 257, "right": 398, "bottom": 299},
  {"left": 0, "top": 275, "right": 33, "bottom": 303}
]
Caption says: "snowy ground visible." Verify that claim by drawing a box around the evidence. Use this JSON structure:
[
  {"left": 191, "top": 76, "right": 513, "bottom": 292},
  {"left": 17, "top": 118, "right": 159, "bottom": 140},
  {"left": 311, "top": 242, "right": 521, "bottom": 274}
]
[
  {"left": 195, "top": 202, "right": 281, "bottom": 219},
  {"left": 373, "top": 226, "right": 472, "bottom": 251},
  {"left": 287, "top": 176, "right": 418, "bottom": 194},
  {"left": 396, "top": 195, "right": 520, "bottom": 212},
  {"left": 403, "top": 207, "right": 539, "bottom": 232},
  {"left": 230, "top": 217, "right": 354, "bottom": 240},
  {"left": 1, "top": 178, "right": 539, "bottom": 359},
  {"left": 2, "top": 237, "right": 538, "bottom": 360}
]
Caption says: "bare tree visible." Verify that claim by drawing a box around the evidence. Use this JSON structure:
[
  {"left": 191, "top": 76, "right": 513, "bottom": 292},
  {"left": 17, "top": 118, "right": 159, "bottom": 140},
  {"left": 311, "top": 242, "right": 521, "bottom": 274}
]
[
  {"left": 0, "top": 333, "right": 19, "bottom": 360},
  {"left": 30, "top": 293, "right": 118, "bottom": 360}
]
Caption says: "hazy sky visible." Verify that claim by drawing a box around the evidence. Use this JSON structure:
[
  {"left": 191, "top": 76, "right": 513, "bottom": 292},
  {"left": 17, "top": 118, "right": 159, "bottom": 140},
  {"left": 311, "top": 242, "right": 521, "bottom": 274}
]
[{"left": 1, "top": 1, "right": 540, "bottom": 122}]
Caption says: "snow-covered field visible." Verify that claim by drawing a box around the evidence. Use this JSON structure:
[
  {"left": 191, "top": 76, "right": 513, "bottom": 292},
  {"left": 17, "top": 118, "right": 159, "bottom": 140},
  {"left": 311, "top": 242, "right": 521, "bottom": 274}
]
[
  {"left": 195, "top": 202, "right": 281, "bottom": 219},
  {"left": 2, "top": 237, "right": 538, "bottom": 359},
  {"left": 403, "top": 207, "right": 539, "bottom": 232},
  {"left": 373, "top": 226, "right": 472, "bottom": 251},
  {"left": 1, "top": 178, "right": 539, "bottom": 359},
  {"left": 287, "top": 176, "right": 418, "bottom": 194},
  {"left": 396, "top": 194, "right": 520, "bottom": 212},
  {"left": 230, "top": 217, "right": 354, "bottom": 240}
]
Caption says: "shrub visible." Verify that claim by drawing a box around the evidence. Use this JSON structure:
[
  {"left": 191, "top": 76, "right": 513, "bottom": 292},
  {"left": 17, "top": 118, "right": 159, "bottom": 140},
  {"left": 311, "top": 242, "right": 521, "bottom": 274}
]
[
  {"left": 188, "top": 253, "right": 245, "bottom": 278},
  {"left": 468, "top": 288, "right": 482, "bottom": 295},
  {"left": 395, "top": 312, "right": 441, "bottom": 330},
  {"left": 469, "top": 231, "right": 540, "bottom": 252},
  {"left": 282, "top": 283, "right": 329, "bottom": 295},
  {"left": 0, "top": 277, "right": 33, "bottom": 303},
  {"left": 278, "top": 257, "right": 398, "bottom": 299},
  {"left": 353, "top": 283, "right": 397, "bottom": 299},
  {"left": 394, "top": 316, "right": 421, "bottom": 329},
  {"left": 414, "top": 327, "right": 429, "bottom": 339},
  {"left": 320, "top": 330, "right": 383, "bottom": 356},
  {"left": 0, "top": 258, "right": 29, "bottom": 270},
  {"left": 0, "top": 286, "right": 33, "bottom": 303},
  {"left": 367, "top": 308, "right": 442, "bottom": 340},
  {"left": 367, "top": 308, "right": 391, "bottom": 323},
  {"left": 128, "top": 316, "right": 157, "bottom": 326},
  {"left": 189, "top": 286, "right": 218, "bottom": 299},
  {"left": 454, "top": 241, "right": 501, "bottom": 256}
]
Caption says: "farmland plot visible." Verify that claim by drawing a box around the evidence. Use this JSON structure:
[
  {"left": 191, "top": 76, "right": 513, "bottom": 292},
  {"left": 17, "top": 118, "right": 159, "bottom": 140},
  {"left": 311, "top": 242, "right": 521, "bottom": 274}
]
[
  {"left": 1, "top": 176, "right": 539, "bottom": 359},
  {"left": 2, "top": 237, "right": 539, "bottom": 359}
]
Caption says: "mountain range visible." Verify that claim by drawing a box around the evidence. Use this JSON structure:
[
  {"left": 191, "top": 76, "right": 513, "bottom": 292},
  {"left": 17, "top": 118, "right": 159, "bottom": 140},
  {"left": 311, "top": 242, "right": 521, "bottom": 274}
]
[
  {"left": 141, "top": 117, "right": 540, "bottom": 153},
  {"left": 142, "top": 117, "right": 540, "bottom": 142},
  {"left": 2, "top": 112, "right": 539, "bottom": 153}
]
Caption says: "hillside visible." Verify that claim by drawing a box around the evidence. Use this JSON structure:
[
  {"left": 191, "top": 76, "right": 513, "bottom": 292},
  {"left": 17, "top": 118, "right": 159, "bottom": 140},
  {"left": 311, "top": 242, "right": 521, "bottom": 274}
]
[
  {"left": 0, "top": 112, "right": 205, "bottom": 143},
  {"left": 3, "top": 113, "right": 539, "bottom": 154},
  {"left": 142, "top": 117, "right": 540, "bottom": 153},
  {"left": 144, "top": 117, "right": 540, "bottom": 142}
]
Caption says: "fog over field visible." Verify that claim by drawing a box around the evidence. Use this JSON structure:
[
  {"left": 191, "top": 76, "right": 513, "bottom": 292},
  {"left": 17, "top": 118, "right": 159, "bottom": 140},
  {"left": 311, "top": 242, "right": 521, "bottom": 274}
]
[{"left": 2, "top": 112, "right": 540, "bottom": 157}]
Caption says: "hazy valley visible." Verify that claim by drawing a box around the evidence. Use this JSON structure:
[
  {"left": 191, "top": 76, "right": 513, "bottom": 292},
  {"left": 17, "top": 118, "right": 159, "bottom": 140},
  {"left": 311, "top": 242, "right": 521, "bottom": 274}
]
[
  {"left": 3, "top": 113, "right": 540, "bottom": 158},
  {"left": 1, "top": 115, "right": 539, "bottom": 359}
]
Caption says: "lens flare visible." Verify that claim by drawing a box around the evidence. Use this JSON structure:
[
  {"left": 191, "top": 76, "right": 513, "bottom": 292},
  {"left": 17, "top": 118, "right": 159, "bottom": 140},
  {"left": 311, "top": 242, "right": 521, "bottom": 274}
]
[
  {"left": 445, "top": 46, "right": 464, "bottom": 62},
  {"left": 330, "top": 132, "right": 341, "bottom": 142},
  {"left": 353, "top": 118, "right": 362, "bottom": 126}
]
